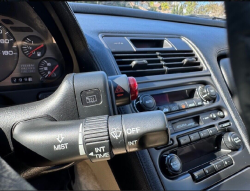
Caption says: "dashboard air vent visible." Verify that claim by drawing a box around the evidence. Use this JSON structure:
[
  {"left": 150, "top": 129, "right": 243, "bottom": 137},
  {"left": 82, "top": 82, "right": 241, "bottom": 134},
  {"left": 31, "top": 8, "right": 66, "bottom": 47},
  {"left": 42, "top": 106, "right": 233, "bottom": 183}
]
[{"left": 113, "top": 50, "right": 203, "bottom": 77}]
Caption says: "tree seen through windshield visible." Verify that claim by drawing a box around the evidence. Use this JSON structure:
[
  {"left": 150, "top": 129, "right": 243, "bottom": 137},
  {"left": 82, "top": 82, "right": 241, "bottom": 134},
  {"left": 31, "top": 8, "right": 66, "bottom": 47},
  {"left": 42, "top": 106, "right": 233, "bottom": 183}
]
[{"left": 80, "top": 1, "right": 225, "bottom": 19}]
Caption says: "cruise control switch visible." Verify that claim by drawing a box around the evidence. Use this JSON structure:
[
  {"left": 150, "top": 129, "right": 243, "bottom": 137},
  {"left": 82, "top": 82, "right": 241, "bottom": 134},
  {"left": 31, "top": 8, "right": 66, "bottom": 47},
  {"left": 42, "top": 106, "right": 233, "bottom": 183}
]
[{"left": 12, "top": 111, "right": 169, "bottom": 166}]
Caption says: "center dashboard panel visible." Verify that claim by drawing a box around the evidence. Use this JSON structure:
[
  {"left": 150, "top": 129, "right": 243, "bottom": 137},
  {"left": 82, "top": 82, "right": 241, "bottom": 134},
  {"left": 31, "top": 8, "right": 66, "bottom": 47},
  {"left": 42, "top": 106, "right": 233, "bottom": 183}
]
[{"left": 101, "top": 34, "right": 250, "bottom": 190}]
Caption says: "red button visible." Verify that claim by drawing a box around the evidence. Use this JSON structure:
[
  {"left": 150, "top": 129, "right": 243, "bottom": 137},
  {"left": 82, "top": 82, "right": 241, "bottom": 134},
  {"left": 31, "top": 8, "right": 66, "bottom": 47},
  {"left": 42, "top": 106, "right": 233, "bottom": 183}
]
[{"left": 128, "top": 77, "right": 138, "bottom": 100}]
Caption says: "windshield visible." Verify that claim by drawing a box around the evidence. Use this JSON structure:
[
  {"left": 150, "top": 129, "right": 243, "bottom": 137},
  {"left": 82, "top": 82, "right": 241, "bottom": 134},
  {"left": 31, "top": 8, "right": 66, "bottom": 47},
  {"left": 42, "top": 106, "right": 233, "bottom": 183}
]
[{"left": 78, "top": 1, "right": 225, "bottom": 19}]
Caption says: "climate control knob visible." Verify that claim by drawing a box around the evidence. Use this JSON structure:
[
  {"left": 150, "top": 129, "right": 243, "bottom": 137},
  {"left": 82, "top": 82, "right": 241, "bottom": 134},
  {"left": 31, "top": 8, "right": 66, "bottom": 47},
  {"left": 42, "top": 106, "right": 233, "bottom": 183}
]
[
  {"left": 135, "top": 94, "right": 157, "bottom": 112},
  {"left": 223, "top": 132, "right": 242, "bottom": 151},
  {"left": 198, "top": 85, "right": 217, "bottom": 101},
  {"left": 164, "top": 154, "right": 182, "bottom": 175}
]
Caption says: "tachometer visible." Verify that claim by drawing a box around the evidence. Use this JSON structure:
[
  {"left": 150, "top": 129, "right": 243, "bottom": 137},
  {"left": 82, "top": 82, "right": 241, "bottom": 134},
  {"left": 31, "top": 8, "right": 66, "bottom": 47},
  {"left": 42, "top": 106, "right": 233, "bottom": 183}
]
[
  {"left": 0, "top": 24, "right": 18, "bottom": 82},
  {"left": 21, "top": 36, "right": 46, "bottom": 59},
  {"left": 38, "top": 58, "right": 61, "bottom": 80}
]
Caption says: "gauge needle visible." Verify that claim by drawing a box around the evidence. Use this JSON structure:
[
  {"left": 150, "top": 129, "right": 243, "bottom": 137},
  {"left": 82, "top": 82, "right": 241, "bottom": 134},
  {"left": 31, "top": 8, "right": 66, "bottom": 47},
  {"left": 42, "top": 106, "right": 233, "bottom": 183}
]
[
  {"left": 48, "top": 65, "right": 59, "bottom": 78},
  {"left": 28, "top": 44, "right": 44, "bottom": 57}
]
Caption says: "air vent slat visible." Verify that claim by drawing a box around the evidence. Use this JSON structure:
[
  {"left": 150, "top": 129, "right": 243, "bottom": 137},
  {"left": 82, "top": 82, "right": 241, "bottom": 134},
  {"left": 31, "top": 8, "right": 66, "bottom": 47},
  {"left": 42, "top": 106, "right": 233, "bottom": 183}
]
[
  {"left": 112, "top": 49, "right": 203, "bottom": 77},
  {"left": 117, "top": 61, "right": 201, "bottom": 70},
  {"left": 116, "top": 57, "right": 197, "bottom": 64},
  {"left": 114, "top": 53, "right": 157, "bottom": 58},
  {"left": 113, "top": 52, "right": 195, "bottom": 58},
  {"left": 162, "top": 57, "right": 197, "bottom": 62},
  {"left": 115, "top": 58, "right": 160, "bottom": 62},
  {"left": 160, "top": 53, "right": 195, "bottom": 57},
  {"left": 122, "top": 68, "right": 166, "bottom": 77},
  {"left": 164, "top": 61, "right": 200, "bottom": 67},
  {"left": 167, "top": 66, "right": 203, "bottom": 73}
]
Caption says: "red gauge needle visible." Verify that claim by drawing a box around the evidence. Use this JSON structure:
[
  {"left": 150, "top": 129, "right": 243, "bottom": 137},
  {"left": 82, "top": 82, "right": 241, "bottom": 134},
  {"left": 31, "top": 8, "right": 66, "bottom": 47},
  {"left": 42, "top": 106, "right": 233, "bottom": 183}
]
[
  {"left": 28, "top": 44, "right": 44, "bottom": 57},
  {"left": 48, "top": 65, "right": 59, "bottom": 78}
]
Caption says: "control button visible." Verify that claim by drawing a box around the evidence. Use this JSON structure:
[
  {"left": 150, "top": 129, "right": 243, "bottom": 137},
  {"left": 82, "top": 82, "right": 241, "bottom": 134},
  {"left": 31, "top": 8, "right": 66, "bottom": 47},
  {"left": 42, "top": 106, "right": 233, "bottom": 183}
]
[
  {"left": 23, "top": 77, "right": 28, "bottom": 82},
  {"left": 217, "top": 111, "right": 225, "bottom": 118},
  {"left": 11, "top": 77, "right": 17, "bottom": 83},
  {"left": 219, "top": 121, "right": 231, "bottom": 128},
  {"left": 81, "top": 89, "right": 102, "bottom": 107},
  {"left": 203, "top": 165, "right": 216, "bottom": 176},
  {"left": 221, "top": 156, "right": 233, "bottom": 167},
  {"left": 207, "top": 127, "right": 218, "bottom": 136},
  {"left": 192, "top": 169, "right": 206, "bottom": 181},
  {"left": 217, "top": 125, "right": 227, "bottom": 133},
  {"left": 159, "top": 105, "right": 170, "bottom": 113},
  {"left": 185, "top": 100, "right": 196, "bottom": 108},
  {"left": 12, "top": 77, "right": 32, "bottom": 84},
  {"left": 210, "top": 113, "right": 217, "bottom": 120},
  {"left": 193, "top": 98, "right": 203, "bottom": 106},
  {"left": 189, "top": 132, "right": 200, "bottom": 142},
  {"left": 178, "top": 135, "right": 191, "bottom": 145},
  {"left": 207, "top": 86, "right": 216, "bottom": 96},
  {"left": 200, "top": 114, "right": 211, "bottom": 124},
  {"left": 164, "top": 154, "right": 182, "bottom": 175},
  {"left": 199, "top": 129, "right": 210, "bottom": 138},
  {"left": 176, "top": 102, "right": 188, "bottom": 110},
  {"left": 223, "top": 132, "right": 242, "bottom": 151},
  {"left": 142, "top": 95, "right": 156, "bottom": 109},
  {"left": 18, "top": 78, "right": 23, "bottom": 83},
  {"left": 210, "top": 159, "right": 225, "bottom": 171},
  {"left": 136, "top": 95, "right": 157, "bottom": 111},
  {"left": 169, "top": 103, "right": 179, "bottom": 112},
  {"left": 198, "top": 85, "right": 217, "bottom": 102}
]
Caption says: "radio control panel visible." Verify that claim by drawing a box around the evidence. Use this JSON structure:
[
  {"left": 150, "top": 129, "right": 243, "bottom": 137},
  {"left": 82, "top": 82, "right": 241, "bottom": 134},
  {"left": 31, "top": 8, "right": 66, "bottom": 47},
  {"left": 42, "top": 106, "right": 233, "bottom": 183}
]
[
  {"left": 168, "top": 110, "right": 227, "bottom": 133},
  {"left": 133, "top": 84, "right": 217, "bottom": 114},
  {"left": 134, "top": 82, "right": 246, "bottom": 189}
]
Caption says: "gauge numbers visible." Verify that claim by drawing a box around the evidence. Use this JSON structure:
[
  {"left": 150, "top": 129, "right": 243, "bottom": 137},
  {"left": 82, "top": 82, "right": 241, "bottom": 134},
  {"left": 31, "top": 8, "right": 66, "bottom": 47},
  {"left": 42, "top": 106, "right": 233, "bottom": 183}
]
[
  {"left": 0, "top": 24, "right": 19, "bottom": 82},
  {"left": 38, "top": 58, "right": 61, "bottom": 80}
]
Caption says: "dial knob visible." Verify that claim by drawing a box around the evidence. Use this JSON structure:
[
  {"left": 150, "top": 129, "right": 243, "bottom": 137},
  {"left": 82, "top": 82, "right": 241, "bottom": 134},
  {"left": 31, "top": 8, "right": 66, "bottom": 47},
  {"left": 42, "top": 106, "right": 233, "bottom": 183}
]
[
  {"left": 198, "top": 85, "right": 217, "bottom": 101},
  {"left": 135, "top": 94, "right": 157, "bottom": 112},
  {"left": 223, "top": 132, "right": 242, "bottom": 151},
  {"left": 164, "top": 154, "right": 182, "bottom": 175}
]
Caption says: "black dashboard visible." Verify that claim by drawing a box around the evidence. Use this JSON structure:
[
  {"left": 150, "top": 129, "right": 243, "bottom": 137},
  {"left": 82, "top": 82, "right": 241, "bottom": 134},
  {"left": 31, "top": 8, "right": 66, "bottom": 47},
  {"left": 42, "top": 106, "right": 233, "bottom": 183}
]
[
  {"left": 69, "top": 2, "right": 250, "bottom": 190},
  {"left": 1, "top": 2, "right": 250, "bottom": 191}
]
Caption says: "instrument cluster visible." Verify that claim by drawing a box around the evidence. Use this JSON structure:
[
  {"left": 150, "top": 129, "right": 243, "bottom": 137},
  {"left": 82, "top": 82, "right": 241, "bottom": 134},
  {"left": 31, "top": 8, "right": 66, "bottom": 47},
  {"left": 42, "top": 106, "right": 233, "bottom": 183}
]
[{"left": 0, "top": 15, "right": 65, "bottom": 88}]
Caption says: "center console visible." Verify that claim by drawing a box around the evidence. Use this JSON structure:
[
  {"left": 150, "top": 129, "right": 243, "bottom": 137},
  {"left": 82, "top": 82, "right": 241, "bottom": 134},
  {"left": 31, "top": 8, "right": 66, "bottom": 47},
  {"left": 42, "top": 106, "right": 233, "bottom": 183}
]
[
  {"left": 134, "top": 77, "right": 248, "bottom": 190},
  {"left": 102, "top": 34, "right": 250, "bottom": 190}
]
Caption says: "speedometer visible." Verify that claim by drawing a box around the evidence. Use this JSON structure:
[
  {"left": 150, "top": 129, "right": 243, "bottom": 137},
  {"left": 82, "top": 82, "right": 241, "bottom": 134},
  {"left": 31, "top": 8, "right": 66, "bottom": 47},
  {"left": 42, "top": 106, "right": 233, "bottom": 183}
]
[{"left": 0, "top": 24, "right": 18, "bottom": 82}]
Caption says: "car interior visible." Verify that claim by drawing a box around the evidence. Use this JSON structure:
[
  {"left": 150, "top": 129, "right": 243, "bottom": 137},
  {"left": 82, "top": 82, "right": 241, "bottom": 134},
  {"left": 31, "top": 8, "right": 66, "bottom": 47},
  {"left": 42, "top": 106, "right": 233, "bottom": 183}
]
[{"left": 0, "top": 1, "right": 250, "bottom": 190}]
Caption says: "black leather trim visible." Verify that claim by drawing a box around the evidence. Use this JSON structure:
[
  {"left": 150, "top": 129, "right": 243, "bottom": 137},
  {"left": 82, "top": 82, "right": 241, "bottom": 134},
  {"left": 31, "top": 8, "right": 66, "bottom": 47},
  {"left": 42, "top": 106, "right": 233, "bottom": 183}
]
[
  {"left": 225, "top": 2, "right": 250, "bottom": 143},
  {"left": 136, "top": 150, "right": 164, "bottom": 191},
  {"left": 0, "top": 157, "right": 34, "bottom": 190},
  {"left": 69, "top": 2, "right": 226, "bottom": 28}
]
